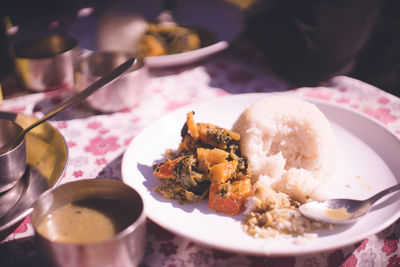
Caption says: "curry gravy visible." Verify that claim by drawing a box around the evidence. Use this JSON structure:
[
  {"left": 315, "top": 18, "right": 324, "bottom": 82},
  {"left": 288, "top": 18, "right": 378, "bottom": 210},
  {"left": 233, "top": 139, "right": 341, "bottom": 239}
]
[
  {"left": 36, "top": 198, "right": 139, "bottom": 244},
  {"left": 324, "top": 206, "right": 352, "bottom": 221}
]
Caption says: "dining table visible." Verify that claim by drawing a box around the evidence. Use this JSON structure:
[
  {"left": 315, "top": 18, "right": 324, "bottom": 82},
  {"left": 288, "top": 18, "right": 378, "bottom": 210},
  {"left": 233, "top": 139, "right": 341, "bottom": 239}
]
[{"left": 0, "top": 37, "right": 400, "bottom": 267}]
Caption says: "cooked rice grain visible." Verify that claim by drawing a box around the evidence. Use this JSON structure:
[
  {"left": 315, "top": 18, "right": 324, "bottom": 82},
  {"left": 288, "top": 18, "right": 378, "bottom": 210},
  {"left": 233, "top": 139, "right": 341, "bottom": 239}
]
[
  {"left": 243, "top": 181, "right": 330, "bottom": 240},
  {"left": 233, "top": 96, "right": 338, "bottom": 202}
]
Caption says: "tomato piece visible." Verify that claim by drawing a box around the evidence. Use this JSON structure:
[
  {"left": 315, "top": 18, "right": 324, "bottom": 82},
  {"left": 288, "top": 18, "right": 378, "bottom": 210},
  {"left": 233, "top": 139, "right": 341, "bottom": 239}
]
[
  {"left": 153, "top": 156, "right": 185, "bottom": 179},
  {"left": 208, "top": 182, "right": 246, "bottom": 216}
]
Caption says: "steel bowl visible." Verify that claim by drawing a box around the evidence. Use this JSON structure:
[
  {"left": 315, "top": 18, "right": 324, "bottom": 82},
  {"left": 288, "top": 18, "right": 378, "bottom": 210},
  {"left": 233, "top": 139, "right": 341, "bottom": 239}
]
[
  {"left": 0, "top": 111, "right": 68, "bottom": 240},
  {"left": 0, "top": 118, "right": 26, "bottom": 193},
  {"left": 31, "top": 178, "right": 146, "bottom": 267},
  {"left": 13, "top": 34, "right": 79, "bottom": 92},
  {"left": 74, "top": 51, "right": 149, "bottom": 112}
]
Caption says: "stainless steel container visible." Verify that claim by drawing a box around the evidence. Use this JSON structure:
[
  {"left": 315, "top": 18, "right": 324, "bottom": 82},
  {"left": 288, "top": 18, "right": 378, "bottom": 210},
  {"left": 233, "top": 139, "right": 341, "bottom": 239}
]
[
  {"left": 0, "top": 118, "right": 26, "bottom": 193},
  {"left": 31, "top": 179, "right": 147, "bottom": 267},
  {"left": 74, "top": 51, "right": 148, "bottom": 112},
  {"left": 13, "top": 34, "right": 79, "bottom": 92}
]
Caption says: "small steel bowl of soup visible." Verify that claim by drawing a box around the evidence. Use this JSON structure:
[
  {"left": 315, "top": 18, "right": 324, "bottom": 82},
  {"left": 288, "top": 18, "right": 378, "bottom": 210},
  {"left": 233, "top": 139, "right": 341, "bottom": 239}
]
[
  {"left": 13, "top": 34, "right": 79, "bottom": 92},
  {"left": 31, "top": 178, "right": 146, "bottom": 267},
  {"left": 74, "top": 51, "right": 149, "bottom": 113}
]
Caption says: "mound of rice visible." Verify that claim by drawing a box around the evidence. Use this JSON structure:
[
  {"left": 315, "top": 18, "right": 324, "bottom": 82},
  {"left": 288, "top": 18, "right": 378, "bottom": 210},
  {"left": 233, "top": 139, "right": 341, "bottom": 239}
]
[
  {"left": 234, "top": 96, "right": 338, "bottom": 240},
  {"left": 233, "top": 96, "right": 338, "bottom": 203}
]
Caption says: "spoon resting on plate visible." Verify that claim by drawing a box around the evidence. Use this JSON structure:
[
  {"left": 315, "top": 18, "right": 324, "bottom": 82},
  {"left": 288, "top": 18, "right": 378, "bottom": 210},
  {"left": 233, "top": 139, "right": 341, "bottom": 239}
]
[{"left": 299, "top": 183, "right": 400, "bottom": 224}]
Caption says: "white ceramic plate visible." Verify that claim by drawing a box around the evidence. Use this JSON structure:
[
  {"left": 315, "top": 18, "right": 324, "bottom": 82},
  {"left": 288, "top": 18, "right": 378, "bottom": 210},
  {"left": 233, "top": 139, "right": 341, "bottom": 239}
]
[
  {"left": 67, "top": 0, "right": 243, "bottom": 68},
  {"left": 121, "top": 93, "right": 400, "bottom": 256}
]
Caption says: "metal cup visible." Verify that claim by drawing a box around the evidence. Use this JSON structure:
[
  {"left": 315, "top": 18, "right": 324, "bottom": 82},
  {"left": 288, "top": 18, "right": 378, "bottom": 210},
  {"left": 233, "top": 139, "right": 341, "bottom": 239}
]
[
  {"left": 0, "top": 119, "right": 26, "bottom": 193},
  {"left": 31, "top": 179, "right": 147, "bottom": 267},
  {"left": 13, "top": 34, "right": 79, "bottom": 92},
  {"left": 74, "top": 51, "right": 149, "bottom": 112}
]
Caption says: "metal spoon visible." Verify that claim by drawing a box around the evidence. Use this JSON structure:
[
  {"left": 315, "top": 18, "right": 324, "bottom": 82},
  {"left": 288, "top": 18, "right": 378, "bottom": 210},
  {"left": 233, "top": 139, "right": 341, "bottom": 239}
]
[
  {"left": 0, "top": 57, "right": 135, "bottom": 154},
  {"left": 299, "top": 183, "right": 400, "bottom": 224}
]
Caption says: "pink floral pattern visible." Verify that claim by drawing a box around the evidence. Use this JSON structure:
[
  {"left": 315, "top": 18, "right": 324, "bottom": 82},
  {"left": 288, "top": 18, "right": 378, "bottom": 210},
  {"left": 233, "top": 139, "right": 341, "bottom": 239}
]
[
  {"left": 357, "top": 239, "right": 369, "bottom": 252},
  {"left": 67, "top": 140, "right": 77, "bottom": 148},
  {"left": 303, "top": 88, "right": 333, "bottom": 100},
  {"left": 382, "top": 238, "right": 399, "bottom": 256},
  {"left": 363, "top": 107, "right": 397, "bottom": 125},
  {"left": 56, "top": 121, "right": 68, "bottom": 129},
  {"left": 387, "top": 255, "right": 400, "bottom": 267},
  {"left": 87, "top": 121, "right": 102, "bottom": 129},
  {"left": 1, "top": 40, "right": 400, "bottom": 266},
  {"left": 165, "top": 101, "right": 192, "bottom": 111},
  {"left": 342, "top": 254, "right": 358, "bottom": 267},
  {"left": 73, "top": 170, "right": 84, "bottom": 178},
  {"left": 13, "top": 216, "right": 31, "bottom": 234},
  {"left": 95, "top": 157, "right": 107, "bottom": 166},
  {"left": 84, "top": 136, "right": 120, "bottom": 155},
  {"left": 159, "top": 242, "right": 179, "bottom": 257}
]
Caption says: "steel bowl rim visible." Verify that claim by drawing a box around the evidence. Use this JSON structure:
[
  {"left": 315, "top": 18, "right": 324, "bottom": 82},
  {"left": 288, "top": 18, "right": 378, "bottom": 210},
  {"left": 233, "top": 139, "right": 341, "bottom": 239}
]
[
  {"left": 13, "top": 34, "right": 79, "bottom": 59},
  {"left": 74, "top": 50, "right": 145, "bottom": 76}
]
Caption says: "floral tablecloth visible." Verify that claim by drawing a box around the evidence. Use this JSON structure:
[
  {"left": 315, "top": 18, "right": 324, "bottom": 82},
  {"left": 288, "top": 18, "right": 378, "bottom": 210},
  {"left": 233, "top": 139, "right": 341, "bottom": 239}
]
[{"left": 1, "top": 42, "right": 400, "bottom": 267}]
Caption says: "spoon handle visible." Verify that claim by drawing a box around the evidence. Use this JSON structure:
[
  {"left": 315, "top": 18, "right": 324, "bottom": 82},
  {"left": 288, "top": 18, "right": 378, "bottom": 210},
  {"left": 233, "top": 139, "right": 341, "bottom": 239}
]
[
  {"left": 367, "top": 183, "right": 400, "bottom": 205},
  {"left": 13, "top": 57, "right": 135, "bottom": 146}
]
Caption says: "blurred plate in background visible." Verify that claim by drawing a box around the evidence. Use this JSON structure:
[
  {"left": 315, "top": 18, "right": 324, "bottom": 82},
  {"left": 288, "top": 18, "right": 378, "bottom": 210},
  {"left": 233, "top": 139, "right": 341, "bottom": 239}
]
[{"left": 67, "top": 0, "right": 244, "bottom": 68}]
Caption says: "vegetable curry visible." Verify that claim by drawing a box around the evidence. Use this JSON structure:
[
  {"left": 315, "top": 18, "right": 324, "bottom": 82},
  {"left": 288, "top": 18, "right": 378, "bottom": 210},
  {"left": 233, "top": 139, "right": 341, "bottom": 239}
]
[{"left": 153, "top": 112, "right": 252, "bottom": 215}]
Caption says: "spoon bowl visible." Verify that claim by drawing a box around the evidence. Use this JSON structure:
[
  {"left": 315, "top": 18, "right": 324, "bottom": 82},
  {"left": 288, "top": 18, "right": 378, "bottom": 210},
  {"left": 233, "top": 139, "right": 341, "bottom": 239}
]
[{"left": 300, "top": 183, "right": 400, "bottom": 224}]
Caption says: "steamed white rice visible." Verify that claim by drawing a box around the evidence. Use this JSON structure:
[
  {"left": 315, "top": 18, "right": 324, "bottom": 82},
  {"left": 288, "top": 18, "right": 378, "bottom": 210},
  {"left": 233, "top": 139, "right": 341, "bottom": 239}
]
[
  {"left": 233, "top": 96, "right": 338, "bottom": 202},
  {"left": 233, "top": 96, "right": 338, "bottom": 239}
]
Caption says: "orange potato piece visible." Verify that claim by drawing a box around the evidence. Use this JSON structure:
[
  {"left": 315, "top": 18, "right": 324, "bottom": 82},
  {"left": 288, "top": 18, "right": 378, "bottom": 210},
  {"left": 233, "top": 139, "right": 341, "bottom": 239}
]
[
  {"left": 230, "top": 179, "right": 252, "bottom": 198},
  {"left": 196, "top": 148, "right": 229, "bottom": 172},
  {"left": 209, "top": 161, "right": 238, "bottom": 184}
]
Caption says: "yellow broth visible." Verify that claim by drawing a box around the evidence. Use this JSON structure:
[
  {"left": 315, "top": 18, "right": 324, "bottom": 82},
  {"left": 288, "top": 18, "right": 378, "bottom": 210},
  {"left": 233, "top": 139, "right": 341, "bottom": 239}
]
[
  {"left": 36, "top": 198, "right": 140, "bottom": 244},
  {"left": 324, "top": 207, "right": 352, "bottom": 221}
]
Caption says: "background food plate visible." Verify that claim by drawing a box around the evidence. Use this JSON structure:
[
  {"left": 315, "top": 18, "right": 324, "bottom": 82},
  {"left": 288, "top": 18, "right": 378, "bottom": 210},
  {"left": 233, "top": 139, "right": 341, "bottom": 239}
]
[
  {"left": 67, "top": 0, "right": 244, "bottom": 68},
  {"left": 121, "top": 93, "right": 400, "bottom": 256}
]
